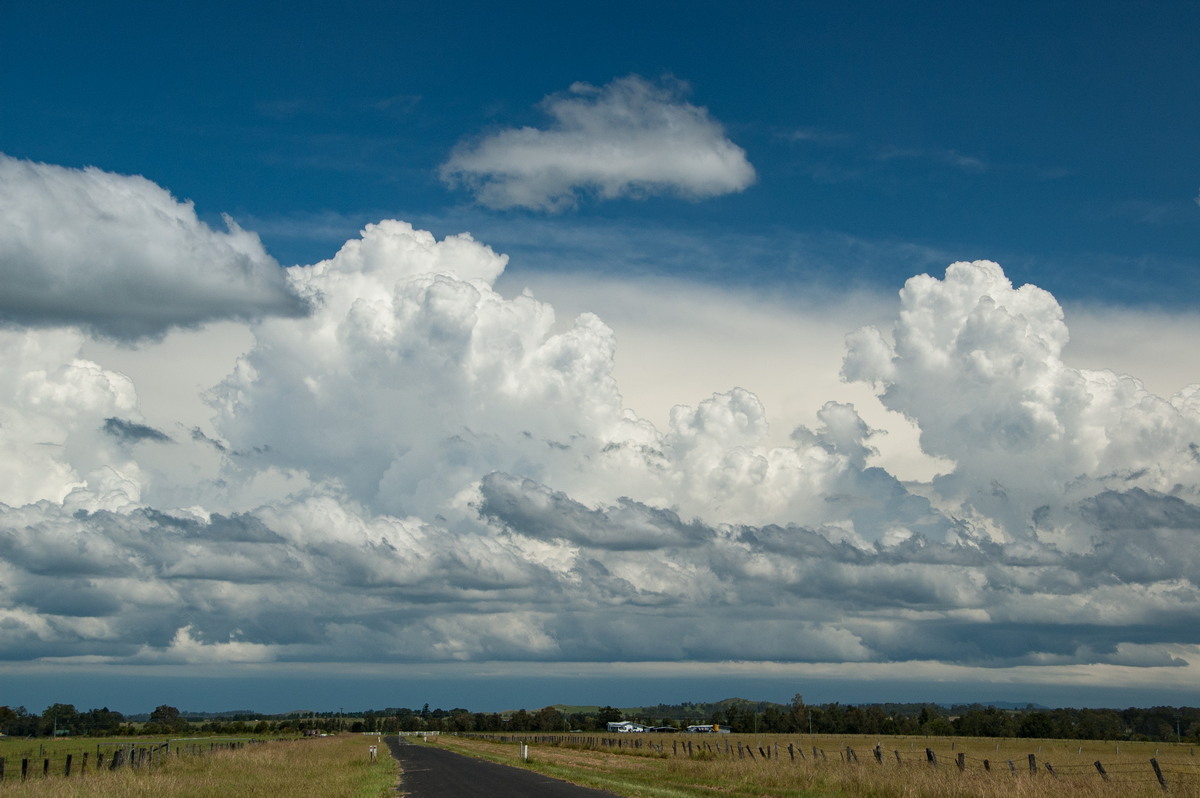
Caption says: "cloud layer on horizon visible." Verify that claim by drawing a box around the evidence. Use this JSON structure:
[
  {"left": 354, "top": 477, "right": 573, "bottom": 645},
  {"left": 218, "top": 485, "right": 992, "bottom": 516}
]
[
  {"left": 0, "top": 162, "right": 1198, "bottom": 692},
  {"left": 440, "top": 75, "right": 756, "bottom": 211}
]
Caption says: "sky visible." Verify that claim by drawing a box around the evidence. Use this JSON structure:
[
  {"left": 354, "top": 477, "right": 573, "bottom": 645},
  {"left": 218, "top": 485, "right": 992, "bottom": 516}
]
[{"left": 1, "top": 0, "right": 1199, "bottom": 715}]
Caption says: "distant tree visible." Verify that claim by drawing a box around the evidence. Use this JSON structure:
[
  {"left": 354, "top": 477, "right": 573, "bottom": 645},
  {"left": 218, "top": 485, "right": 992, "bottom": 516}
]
[
  {"left": 954, "top": 706, "right": 1017, "bottom": 738},
  {"left": 79, "top": 707, "right": 124, "bottom": 735},
  {"left": 1077, "top": 709, "right": 1123, "bottom": 740},
  {"left": 597, "top": 706, "right": 623, "bottom": 724},
  {"left": 1018, "top": 711, "right": 1056, "bottom": 739},
  {"left": 761, "top": 706, "right": 787, "bottom": 733},
  {"left": 532, "top": 706, "right": 565, "bottom": 732},
  {"left": 41, "top": 704, "right": 80, "bottom": 736},
  {"left": 0, "top": 706, "right": 18, "bottom": 734},
  {"left": 147, "top": 704, "right": 187, "bottom": 733},
  {"left": 788, "top": 694, "right": 808, "bottom": 733},
  {"left": 447, "top": 709, "right": 474, "bottom": 732},
  {"left": 4, "top": 706, "right": 39, "bottom": 737}
]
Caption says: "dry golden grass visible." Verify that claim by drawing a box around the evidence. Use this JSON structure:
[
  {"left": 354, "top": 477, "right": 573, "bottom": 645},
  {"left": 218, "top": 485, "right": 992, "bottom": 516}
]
[
  {"left": 430, "top": 732, "right": 1200, "bottom": 798},
  {"left": 0, "top": 734, "right": 395, "bottom": 798}
]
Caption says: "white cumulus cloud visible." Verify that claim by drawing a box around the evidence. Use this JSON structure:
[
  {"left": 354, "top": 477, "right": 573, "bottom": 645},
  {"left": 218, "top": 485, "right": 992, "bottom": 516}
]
[
  {"left": 0, "top": 206, "right": 1197, "bottom": 686},
  {"left": 440, "top": 75, "right": 756, "bottom": 211},
  {"left": 843, "top": 260, "right": 1200, "bottom": 546}
]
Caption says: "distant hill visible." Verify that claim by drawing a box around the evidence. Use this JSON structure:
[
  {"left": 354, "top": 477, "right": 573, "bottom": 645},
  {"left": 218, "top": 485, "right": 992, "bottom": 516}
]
[
  {"left": 550, "top": 697, "right": 1051, "bottom": 723},
  {"left": 956, "top": 701, "right": 1050, "bottom": 711}
]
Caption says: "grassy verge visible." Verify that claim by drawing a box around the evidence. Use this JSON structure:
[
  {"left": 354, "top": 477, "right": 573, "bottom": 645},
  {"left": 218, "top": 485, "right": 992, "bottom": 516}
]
[
  {"left": 0, "top": 734, "right": 395, "bottom": 797},
  {"left": 425, "top": 733, "right": 1200, "bottom": 798}
]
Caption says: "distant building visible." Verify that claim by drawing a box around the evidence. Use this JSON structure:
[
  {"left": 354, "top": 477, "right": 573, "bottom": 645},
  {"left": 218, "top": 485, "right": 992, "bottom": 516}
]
[
  {"left": 685, "top": 724, "right": 730, "bottom": 733},
  {"left": 606, "top": 721, "right": 647, "bottom": 733}
]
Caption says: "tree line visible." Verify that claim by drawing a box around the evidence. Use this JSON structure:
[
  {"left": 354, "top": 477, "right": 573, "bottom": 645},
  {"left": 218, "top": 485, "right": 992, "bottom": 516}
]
[
  {"left": 701, "top": 696, "right": 1200, "bottom": 743},
  {"left": 4, "top": 697, "right": 1198, "bottom": 743}
]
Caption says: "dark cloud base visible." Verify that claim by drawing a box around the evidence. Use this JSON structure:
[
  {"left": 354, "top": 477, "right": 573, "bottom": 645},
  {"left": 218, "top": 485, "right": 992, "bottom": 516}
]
[{"left": 2, "top": 481, "right": 1196, "bottom": 670}]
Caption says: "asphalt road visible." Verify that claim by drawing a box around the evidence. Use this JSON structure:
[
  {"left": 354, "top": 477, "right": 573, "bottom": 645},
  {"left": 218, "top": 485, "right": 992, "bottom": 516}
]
[{"left": 383, "top": 735, "right": 621, "bottom": 797}]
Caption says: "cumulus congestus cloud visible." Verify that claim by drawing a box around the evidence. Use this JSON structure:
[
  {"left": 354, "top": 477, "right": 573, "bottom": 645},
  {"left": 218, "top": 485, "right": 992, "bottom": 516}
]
[
  {"left": 0, "top": 154, "right": 306, "bottom": 340},
  {"left": 440, "top": 75, "right": 756, "bottom": 211},
  {"left": 0, "top": 214, "right": 1197, "bottom": 680},
  {"left": 843, "top": 260, "right": 1200, "bottom": 547}
]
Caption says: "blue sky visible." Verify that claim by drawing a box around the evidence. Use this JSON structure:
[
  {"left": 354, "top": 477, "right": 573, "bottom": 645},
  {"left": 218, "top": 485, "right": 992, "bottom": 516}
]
[
  {"left": 6, "top": 1, "right": 1199, "bottom": 298},
  {"left": 1, "top": 1, "right": 1199, "bottom": 715}
]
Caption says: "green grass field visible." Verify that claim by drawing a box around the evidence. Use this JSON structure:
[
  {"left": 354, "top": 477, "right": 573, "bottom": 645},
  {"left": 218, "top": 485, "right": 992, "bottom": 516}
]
[
  {"left": 3, "top": 730, "right": 1197, "bottom": 797},
  {"left": 0, "top": 733, "right": 395, "bottom": 797}
]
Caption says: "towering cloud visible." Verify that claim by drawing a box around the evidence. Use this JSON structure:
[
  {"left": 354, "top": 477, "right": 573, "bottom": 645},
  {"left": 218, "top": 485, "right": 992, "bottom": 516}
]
[
  {"left": 0, "top": 201, "right": 1196, "bottom": 689},
  {"left": 843, "top": 260, "right": 1200, "bottom": 547},
  {"left": 441, "top": 75, "right": 756, "bottom": 211},
  {"left": 0, "top": 155, "right": 305, "bottom": 340}
]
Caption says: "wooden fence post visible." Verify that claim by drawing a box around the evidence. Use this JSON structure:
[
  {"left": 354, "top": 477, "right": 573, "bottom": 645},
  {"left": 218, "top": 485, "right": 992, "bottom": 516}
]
[
  {"left": 894, "top": 750, "right": 902, "bottom": 766},
  {"left": 21, "top": 758, "right": 28, "bottom": 781},
  {"left": 65, "top": 754, "right": 73, "bottom": 776},
  {"left": 925, "top": 748, "right": 937, "bottom": 767},
  {"left": 1028, "top": 754, "right": 1037, "bottom": 775},
  {"left": 43, "top": 758, "right": 49, "bottom": 777},
  {"left": 788, "top": 743, "right": 795, "bottom": 761},
  {"left": 1044, "top": 762, "right": 1058, "bottom": 778},
  {"left": 1094, "top": 761, "right": 1109, "bottom": 781},
  {"left": 0, "top": 756, "right": 5, "bottom": 781},
  {"left": 956, "top": 753, "right": 965, "bottom": 771},
  {"left": 983, "top": 759, "right": 990, "bottom": 771},
  {"left": 1150, "top": 758, "right": 1167, "bottom": 792},
  {"left": 874, "top": 744, "right": 882, "bottom": 764}
]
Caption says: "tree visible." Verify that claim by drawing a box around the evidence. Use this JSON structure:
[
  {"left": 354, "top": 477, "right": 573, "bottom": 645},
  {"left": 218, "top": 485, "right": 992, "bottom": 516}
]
[
  {"left": 41, "top": 704, "right": 80, "bottom": 736},
  {"left": 954, "top": 706, "right": 1017, "bottom": 738},
  {"left": 1018, "top": 711, "right": 1056, "bottom": 739},
  {"left": 788, "top": 694, "right": 808, "bottom": 733},
  {"left": 532, "top": 706, "right": 565, "bottom": 731},
  {"left": 447, "top": 709, "right": 474, "bottom": 732},
  {"left": 147, "top": 704, "right": 187, "bottom": 733},
  {"left": 79, "top": 707, "right": 124, "bottom": 735},
  {"left": 1, "top": 706, "right": 38, "bottom": 737}
]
